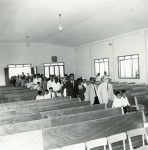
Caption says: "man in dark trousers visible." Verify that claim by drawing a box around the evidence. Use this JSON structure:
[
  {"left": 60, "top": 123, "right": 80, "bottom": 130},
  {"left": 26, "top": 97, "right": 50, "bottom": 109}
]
[{"left": 61, "top": 73, "right": 78, "bottom": 98}]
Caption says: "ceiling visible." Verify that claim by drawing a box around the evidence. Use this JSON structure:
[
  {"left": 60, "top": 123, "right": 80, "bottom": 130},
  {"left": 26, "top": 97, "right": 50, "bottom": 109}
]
[{"left": 0, "top": 0, "right": 148, "bottom": 47}]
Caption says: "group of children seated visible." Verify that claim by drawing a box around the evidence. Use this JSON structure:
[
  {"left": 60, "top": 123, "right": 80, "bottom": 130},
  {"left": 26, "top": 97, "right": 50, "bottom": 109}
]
[
  {"left": 36, "top": 87, "right": 55, "bottom": 100},
  {"left": 113, "top": 90, "right": 130, "bottom": 108}
]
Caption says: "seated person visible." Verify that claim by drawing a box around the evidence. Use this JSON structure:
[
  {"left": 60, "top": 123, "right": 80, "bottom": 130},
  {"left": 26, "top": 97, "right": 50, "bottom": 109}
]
[
  {"left": 112, "top": 91, "right": 130, "bottom": 108},
  {"left": 34, "top": 82, "right": 42, "bottom": 91},
  {"left": 36, "top": 91, "right": 44, "bottom": 100},
  {"left": 43, "top": 89, "right": 50, "bottom": 99},
  {"left": 48, "top": 87, "right": 55, "bottom": 98},
  {"left": 121, "top": 90, "right": 130, "bottom": 106}
]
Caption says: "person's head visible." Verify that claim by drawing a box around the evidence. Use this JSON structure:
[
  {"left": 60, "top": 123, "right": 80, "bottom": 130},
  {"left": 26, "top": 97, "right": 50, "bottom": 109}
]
[
  {"left": 82, "top": 78, "right": 86, "bottom": 83},
  {"left": 38, "top": 90, "right": 43, "bottom": 96},
  {"left": 64, "top": 74, "right": 69, "bottom": 80},
  {"left": 77, "top": 78, "right": 82, "bottom": 85},
  {"left": 115, "top": 91, "right": 121, "bottom": 99},
  {"left": 37, "top": 74, "right": 41, "bottom": 78},
  {"left": 97, "top": 73, "right": 100, "bottom": 77},
  {"left": 49, "top": 87, "right": 53, "bottom": 92},
  {"left": 121, "top": 90, "right": 127, "bottom": 97},
  {"left": 104, "top": 71, "right": 107, "bottom": 76},
  {"left": 22, "top": 72, "right": 25, "bottom": 76},
  {"left": 102, "top": 76, "right": 109, "bottom": 83},
  {"left": 54, "top": 77, "right": 58, "bottom": 83},
  {"left": 69, "top": 73, "right": 74, "bottom": 81},
  {"left": 44, "top": 89, "right": 49, "bottom": 95},
  {"left": 90, "top": 77, "right": 95, "bottom": 85},
  {"left": 37, "top": 82, "right": 40, "bottom": 85},
  {"left": 49, "top": 75, "right": 54, "bottom": 81}
]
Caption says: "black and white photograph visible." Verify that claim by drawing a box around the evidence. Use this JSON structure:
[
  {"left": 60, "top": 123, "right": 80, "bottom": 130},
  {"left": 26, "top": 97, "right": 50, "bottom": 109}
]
[{"left": 0, "top": 0, "right": 148, "bottom": 150}]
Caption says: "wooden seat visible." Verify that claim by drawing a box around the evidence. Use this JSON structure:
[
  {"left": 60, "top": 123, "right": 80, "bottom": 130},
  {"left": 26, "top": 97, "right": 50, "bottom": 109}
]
[
  {"left": 61, "top": 143, "right": 85, "bottom": 150},
  {"left": 107, "top": 132, "right": 127, "bottom": 150},
  {"left": 86, "top": 137, "right": 107, "bottom": 150},
  {"left": 127, "top": 128, "right": 148, "bottom": 150}
]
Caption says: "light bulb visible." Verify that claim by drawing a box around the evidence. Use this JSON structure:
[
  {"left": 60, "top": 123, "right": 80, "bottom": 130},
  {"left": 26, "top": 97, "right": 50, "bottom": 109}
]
[{"left": 58, "top": 24, "right": 63, "bottom": 32}]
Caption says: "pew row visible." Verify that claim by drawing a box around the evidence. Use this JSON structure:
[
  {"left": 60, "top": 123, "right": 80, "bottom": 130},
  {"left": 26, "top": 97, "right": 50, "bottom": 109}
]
[
  {"left": 0, "top": 98, "right": 79, "bottom": 113},
  {"left": 0, "top": 96, "right": 71, "bottom": 107},
  {"left": 0, "top": 104, "right": 106, "bottom": 125},
  {"left": 0, "top": 111, "right": 143, "bottom": 150},
  {"left": 43, "top": 111, "right": 144, "bottom": 150},
  {"left": 0, "top": 107, "right": 123, "bottom": 136}
]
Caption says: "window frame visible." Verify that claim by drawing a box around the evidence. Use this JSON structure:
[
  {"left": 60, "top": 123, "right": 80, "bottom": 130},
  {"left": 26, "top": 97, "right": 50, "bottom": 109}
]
[
  {"left": 118, "top": 54, "right": 140, "bottom": 79},
  {"left": 7, "top": 64, "right": 31, "bottom": 68},
  {"left": 94, "top": 58, "right": 109, "bottom": 76},
  {"left": 7, "top": 64, "right": 32, "bottom": 78},
  {"left": 43, "top": 62, "right": 65, "bottom": 78}
]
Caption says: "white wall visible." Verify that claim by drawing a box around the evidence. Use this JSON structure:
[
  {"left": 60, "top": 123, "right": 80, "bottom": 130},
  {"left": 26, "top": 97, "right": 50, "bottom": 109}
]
[
  {"left": 0, "top": 43, "right": 76, "bottom": 85},
  {"left": 75, "top": 28, "right": 148, "bottom": 83}
]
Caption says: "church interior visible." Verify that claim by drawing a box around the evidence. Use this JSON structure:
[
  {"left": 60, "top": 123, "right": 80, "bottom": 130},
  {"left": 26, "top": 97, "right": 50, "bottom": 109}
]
[{"left": 1, "top": 0, "right": 148, "bottom": 150}]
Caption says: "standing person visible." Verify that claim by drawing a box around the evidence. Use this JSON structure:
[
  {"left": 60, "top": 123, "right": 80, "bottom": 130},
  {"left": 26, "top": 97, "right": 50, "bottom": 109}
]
[
  {"left": 61, "top": 77, "right": 67, "bottom": 97},
  {"left": 85, "top": 77, "right": 99, "bottom": 105},
  {"left": 62, "top": 73, "right": 78, "bottom": 98},
  {"left": 41, "top": 77, "right": 47, "bottom": 92},
  {"left": 82, "top": 78, "right": 87, "bottom": 88},
  {"left": 52, "top": 77, "right": 62, "bottom": 97},
  {"left": 77, "top": 78, "right": 86, "bottom": 101},
  {"left": 47, "top": 75, "right": 54, "bottom": 90},
  {"left": 96, "top": 73, "right": 101, "bottom": 82},
  {"left": 98, "top": 76, "right": 114, "bottom": 107}
]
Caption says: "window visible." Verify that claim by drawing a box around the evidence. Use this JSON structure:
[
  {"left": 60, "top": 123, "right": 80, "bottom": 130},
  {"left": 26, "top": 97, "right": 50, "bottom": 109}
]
[
  {"left": 44, "top": 62, "right": 65, "bottom": 78},
  {"left": 94, "top": 58, "right": 109, "bottom": 77},
  {"left": 8, "top": 64, "right": 32, "bottom": 78},
  {"left": 118, "top": 54, "right": 139, "bottom": 79}
]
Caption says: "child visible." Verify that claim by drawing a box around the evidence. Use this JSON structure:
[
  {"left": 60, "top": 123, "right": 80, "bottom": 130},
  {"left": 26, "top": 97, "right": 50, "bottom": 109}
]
[
  {"left": 48, "top": 87, "right": 55, "bottom": 98},
  {"left": 121, "top": 90, "right": 130, "bottom": 106},
  {"left": 112, "top": 90, "right": 130, "bottom": 108},
  {"left": 36, "top": 91, "right": 44, "bottom": 100},
  {"left": 35, "top": 82, "right": 42, "bottom": 91},
  {"left": 112, "top": 91, "right": 123, "bottom": 108},
  {"left": 43, "top": 89, "right": 50, "bottom": 99}
]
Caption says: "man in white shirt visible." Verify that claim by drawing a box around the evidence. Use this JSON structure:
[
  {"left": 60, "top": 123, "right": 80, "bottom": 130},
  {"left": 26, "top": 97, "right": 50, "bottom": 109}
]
[
  {"left": 98, "top": 76, "right": 114, "bottom": 107},
  {"left": 85, "top": 77, "right": 99, "bottom": 105},
  {"left": 47, "top": 75, "right": 54, "bottom": 90},
  {"left": 52, "top": 77, "right": 62, "bottom": 94}
]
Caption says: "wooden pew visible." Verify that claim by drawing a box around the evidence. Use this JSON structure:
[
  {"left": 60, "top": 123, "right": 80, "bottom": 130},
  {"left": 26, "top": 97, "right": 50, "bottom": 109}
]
[
  {"left": 0, "top": 104, "right": 106, "bottom": 126},
  {"left": 13, "top": 101, "right": 90, "bottom": 115},
  {"left": 42, "top": 111, "right": 144, "bottom": 150},
  {"left": 0, "top": 96, "right": 71, "bottom": 107},
  {"left": 0, "top": 107, "right": 123, "bottom": 136},
  {"left": 0, "top": 113, "right": 42, "bottom": 126},
  {"left": 0, "top": 98, "right": 79, "bottom": 113},
  {"left": 41, "top": 103, "right": 106, "bottom": 117},
  {"left": 50, "top": 107, "right": 123, "bottom": 127}
]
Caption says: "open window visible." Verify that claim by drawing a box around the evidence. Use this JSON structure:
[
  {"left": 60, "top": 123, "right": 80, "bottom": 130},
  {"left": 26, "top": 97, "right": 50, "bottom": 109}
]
[
  {"left": 94, "top": 58, "right": 109, "bottom": 77},
  {"left": 118, "top": 54, "right": 139, "bottom": 79},
  {"left": 44, "top": 62, "right": 65, "bottom": 78}
]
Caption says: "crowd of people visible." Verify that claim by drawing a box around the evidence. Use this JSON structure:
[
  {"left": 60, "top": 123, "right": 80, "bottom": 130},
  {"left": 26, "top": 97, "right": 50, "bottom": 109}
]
[{"left": 10, "top": 71, "right": 131, "bottom": 111}]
